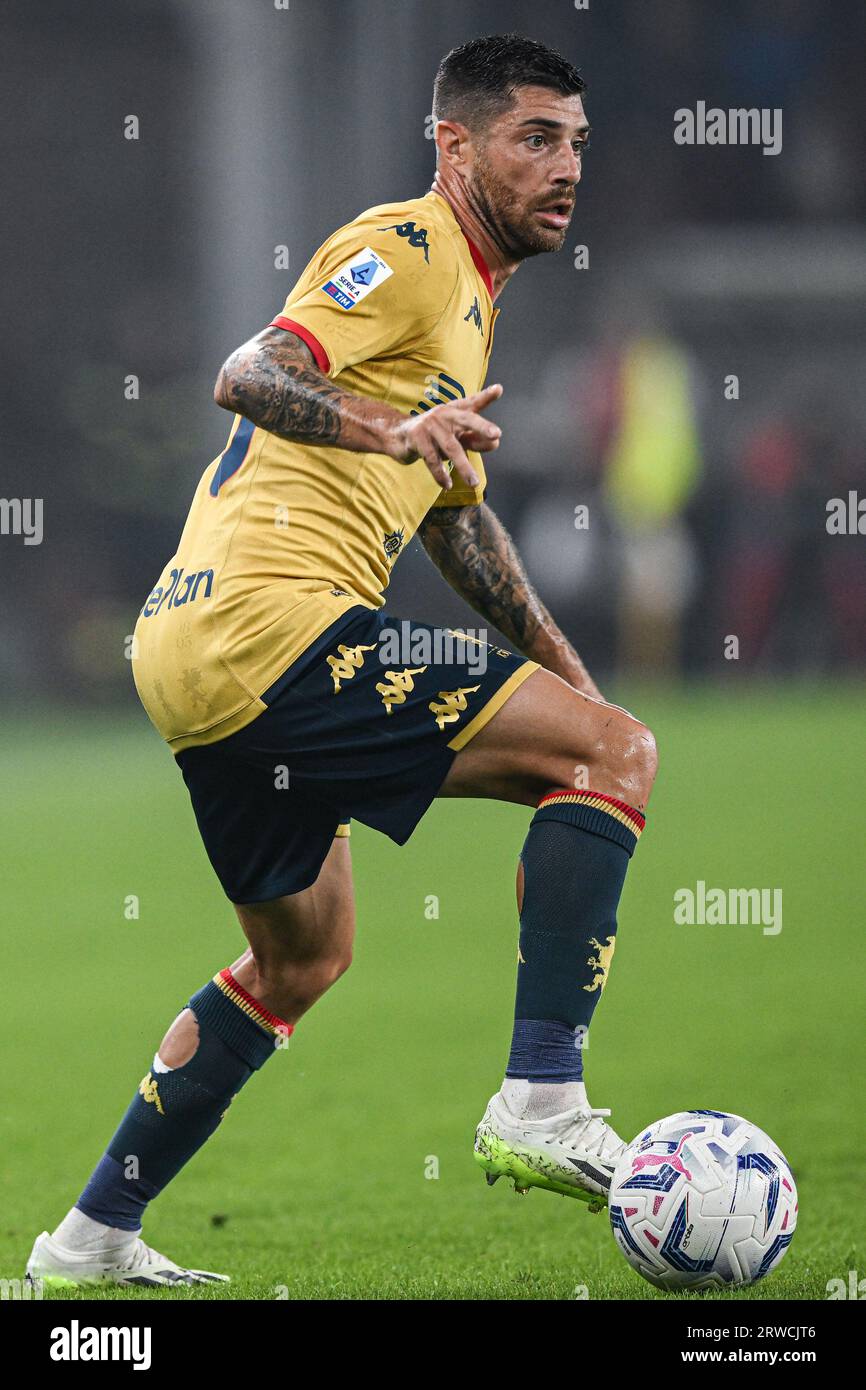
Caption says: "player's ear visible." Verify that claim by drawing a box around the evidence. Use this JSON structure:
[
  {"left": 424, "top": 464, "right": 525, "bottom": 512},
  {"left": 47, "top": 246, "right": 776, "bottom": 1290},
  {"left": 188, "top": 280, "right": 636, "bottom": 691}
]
[{"left": 435, "top": 117, "right": 470, "bottom": 168}]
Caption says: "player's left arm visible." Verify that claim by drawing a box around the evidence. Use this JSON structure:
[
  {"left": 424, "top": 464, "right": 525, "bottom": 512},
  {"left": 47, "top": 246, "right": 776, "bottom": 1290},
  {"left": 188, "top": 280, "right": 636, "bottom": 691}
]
[{"left": 418, "top": 502, "right": 603, "bottom": 701}]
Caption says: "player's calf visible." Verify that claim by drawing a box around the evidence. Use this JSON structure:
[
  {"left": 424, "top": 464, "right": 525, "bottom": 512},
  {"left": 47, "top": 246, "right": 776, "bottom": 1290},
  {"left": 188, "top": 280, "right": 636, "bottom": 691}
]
[
  {"left": 476, "top": 775, "right": 646, "bottom": 1205},
  {"left": 232, "top": 858, "right": 356, "bottom": 1022},
  {"left": 245, "top": 946, "right": 354, "bottom": 1020},
  {"left": 503, "top": 775, "right": 646, "bottom": 1095},
  {"left": 33, "top": 838, "right": 355, "bottom": 1282},
  {"left": 454, "top": 677, "right": 658, "bottom": 1203}
]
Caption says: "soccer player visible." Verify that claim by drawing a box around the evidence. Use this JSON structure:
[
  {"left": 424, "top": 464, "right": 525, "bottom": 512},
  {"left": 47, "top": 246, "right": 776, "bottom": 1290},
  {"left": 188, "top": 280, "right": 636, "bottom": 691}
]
[{"left": 28, "top": 33, "right": 657, "bottom": 1287}]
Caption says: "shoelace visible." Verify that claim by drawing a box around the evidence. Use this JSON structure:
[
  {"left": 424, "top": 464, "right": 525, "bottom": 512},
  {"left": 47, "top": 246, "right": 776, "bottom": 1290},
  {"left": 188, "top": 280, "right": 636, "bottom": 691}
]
[
  {"left": 124, "top": 1238, "right": 177, "bottom": 1274},
  {"left": 117, "top": 1237, "right": 222, "bottom": 1284},
  {"left": 569, "top": 1108, "right": 626, "bottom": 1159}
]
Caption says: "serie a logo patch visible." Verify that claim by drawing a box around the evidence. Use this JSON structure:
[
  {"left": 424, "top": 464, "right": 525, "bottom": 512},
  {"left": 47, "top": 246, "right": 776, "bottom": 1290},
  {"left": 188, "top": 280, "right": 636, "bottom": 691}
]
[{"left": 320, "top": 246, "right": 393, "bottom": 310}]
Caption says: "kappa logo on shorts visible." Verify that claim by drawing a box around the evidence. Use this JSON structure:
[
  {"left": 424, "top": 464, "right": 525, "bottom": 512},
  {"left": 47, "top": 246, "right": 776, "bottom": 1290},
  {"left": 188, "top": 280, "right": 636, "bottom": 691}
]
[
  {"left": 429, "top": 686, "right": 481, "bottom": 730},
  {"left": 326, "top": 642, "right": 377, "bottom": 693},
  {"left": 320, "top": 246, "right": 393, "bottom": 310},
  {"left": 376, "top": 667, "right": 428, "bottom": 714}
]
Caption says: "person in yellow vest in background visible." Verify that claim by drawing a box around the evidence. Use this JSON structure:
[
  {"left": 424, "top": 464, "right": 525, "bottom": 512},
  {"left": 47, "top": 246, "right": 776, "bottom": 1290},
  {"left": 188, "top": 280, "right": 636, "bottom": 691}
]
[{"left": 602, "top": 323, "right": 703, "bottom": 676}]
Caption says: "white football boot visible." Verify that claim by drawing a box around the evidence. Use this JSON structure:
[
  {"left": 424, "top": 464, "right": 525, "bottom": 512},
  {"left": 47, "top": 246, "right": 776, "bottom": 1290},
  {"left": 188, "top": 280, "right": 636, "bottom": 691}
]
[
  {"left": 474, "top": 1090, "right": 627, "bottom": 1212},
  {"left": 25, "top": 1230, "right": 229, "bottom": 1288}
]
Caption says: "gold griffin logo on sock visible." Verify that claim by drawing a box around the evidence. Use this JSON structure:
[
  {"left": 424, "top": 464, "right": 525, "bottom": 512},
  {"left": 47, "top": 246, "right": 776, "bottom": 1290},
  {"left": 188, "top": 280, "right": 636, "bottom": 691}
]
[
  {"left": 138, "top": 1072, "right": 164, "bottom": 1115},
  {"left": 583, "top": 935, "right": 616, "bottom": 993}
]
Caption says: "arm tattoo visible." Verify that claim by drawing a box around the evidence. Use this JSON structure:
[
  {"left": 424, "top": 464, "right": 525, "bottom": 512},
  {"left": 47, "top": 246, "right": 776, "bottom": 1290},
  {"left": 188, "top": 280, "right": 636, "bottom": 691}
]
[
  {"left": 418, "top": 502, "right": 598, "bottom": 694},
  {"left": 418, "top": 503, "right": 551, "bottom": 649},
  {"left": 214, "top": 328, "right": 348, "bottom": 445}
]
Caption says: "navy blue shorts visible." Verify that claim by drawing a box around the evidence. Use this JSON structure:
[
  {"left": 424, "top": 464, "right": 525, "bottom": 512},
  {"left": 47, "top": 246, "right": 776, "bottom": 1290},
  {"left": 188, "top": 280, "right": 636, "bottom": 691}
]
[{"left": 175, "top": 607, "right": 536, "bottom": 903}]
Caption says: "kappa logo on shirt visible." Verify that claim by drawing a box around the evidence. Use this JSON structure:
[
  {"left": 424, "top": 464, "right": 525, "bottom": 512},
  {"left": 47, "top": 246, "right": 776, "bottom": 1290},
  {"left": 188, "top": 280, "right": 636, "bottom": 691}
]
[
  {"left": 320, "top": 246, "right": 394, "bottom": 310},
  {"left": 463, "top": 296, "right": 483, "bottom": 333},
  {"left": 377, "top": 221, "right": 430, "bottom": 263}
]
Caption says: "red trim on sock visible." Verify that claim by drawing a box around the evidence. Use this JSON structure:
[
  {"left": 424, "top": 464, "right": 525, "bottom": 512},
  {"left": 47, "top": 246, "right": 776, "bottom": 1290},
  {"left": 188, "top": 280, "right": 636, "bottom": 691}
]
[
  {"left": 537, "top": 788, "right": 646, "bottom": 832},
  {"left": 269, "top": 316, "right": 330, "bottom": 374},
  {"left": 217, "top": 968, "right": 294, "bottom": 1036}
]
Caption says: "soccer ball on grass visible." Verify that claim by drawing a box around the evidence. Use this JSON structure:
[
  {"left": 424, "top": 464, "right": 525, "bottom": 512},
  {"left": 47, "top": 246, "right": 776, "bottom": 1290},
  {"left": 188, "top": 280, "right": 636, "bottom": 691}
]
[{"left": 608, "top": 1110, "right": 797, "bottom": 1290}]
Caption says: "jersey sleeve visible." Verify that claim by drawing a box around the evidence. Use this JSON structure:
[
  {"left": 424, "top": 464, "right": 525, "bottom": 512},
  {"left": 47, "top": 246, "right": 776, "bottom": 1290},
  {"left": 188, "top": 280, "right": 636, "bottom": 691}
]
[{"left": 271, "top": 217, "right": 458, "bottom": 380}]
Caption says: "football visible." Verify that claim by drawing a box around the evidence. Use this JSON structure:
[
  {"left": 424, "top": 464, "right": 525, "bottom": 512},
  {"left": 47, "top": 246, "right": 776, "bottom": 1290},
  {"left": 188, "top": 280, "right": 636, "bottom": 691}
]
[{"left": 608, "top": 1111, "right": 797, "bottom": 1290}]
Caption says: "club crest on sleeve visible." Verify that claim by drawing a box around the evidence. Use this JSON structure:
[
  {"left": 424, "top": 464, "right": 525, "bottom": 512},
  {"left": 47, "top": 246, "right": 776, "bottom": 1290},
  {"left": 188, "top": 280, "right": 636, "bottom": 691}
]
[
  {"left": 383, "top": 527, "right": 405, "bottom": 563},
  {"left": 320, "top": 246, "right": 393, "bottom": 310}
]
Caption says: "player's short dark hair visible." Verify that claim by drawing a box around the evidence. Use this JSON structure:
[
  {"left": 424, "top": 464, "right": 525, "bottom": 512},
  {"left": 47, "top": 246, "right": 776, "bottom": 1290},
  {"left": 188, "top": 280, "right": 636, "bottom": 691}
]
[{"left": 432, "top": 33, "right": 585, "bottom": 137}]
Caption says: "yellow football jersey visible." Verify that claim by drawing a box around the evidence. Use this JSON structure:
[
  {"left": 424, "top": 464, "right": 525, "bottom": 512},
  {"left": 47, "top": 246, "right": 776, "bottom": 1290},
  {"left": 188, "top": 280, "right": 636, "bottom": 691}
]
[{"left": 132, "top": 191, "right": 499, "bottom": 751}]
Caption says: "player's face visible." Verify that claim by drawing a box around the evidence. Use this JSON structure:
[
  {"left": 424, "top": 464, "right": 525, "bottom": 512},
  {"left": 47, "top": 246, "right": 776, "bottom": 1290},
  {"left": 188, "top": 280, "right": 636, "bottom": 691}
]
[{"left": 472, "top": 86, "right": 589, "bottom": 259}]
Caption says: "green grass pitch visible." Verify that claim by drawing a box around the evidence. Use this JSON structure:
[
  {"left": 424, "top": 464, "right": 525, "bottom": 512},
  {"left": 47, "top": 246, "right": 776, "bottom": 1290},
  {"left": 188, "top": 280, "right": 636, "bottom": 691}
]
[{"left": 2, "top": 684, "right": 862, "bottom": 1300}]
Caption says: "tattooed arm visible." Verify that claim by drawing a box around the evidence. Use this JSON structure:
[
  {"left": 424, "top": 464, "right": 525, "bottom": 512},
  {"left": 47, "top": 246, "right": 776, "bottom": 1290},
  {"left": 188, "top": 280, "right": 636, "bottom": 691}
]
[
  {"left": 214, "top": 326, "right": 503, "bottom": 491},
  {"left": 215, "top": 327, "right": 395, "bottom": 455},
  {"left": 418, "top": 502, "right": 603, "bottom": 700}
]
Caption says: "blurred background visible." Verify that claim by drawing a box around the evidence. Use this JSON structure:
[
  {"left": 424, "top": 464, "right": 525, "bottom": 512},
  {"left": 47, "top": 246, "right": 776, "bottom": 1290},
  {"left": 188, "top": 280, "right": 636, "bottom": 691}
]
[
  {"left": 3, "top": 2, "right": 864, "bottom": 1300},
  {"left": 2, "top": 0, "right": 865, "bottom": 704}
]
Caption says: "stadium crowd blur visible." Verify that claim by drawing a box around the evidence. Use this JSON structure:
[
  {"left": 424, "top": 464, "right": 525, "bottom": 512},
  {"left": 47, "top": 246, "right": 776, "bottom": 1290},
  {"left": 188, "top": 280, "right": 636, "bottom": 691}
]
[{"left": 3, "top": 0, "right": 864, "bottom": 706}]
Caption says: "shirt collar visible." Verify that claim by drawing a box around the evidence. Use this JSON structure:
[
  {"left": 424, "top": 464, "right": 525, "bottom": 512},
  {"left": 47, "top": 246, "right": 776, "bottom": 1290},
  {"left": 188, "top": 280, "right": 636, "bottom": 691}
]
[
  {"left": 426, "top": 190, "right": 495, "bottom": 302},
  {"left": 461, "top": 231, "right": 494, "bottom": 300}
]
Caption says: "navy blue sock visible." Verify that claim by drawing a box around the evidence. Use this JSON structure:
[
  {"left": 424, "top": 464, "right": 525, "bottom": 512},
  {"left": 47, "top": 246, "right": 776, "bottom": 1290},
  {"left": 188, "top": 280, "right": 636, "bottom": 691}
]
[
  {"left": 76, "top": 969, "right": 290, "bottom": 1232},
  {"left": 506, "top": 790, "right": 645, "bottom": 1083}
]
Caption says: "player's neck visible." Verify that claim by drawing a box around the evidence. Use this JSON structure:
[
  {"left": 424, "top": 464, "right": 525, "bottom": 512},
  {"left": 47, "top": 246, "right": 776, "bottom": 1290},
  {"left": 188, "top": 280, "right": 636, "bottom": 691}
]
[{"left": 428, "top": 178, "right": 518, "bottom": 302}]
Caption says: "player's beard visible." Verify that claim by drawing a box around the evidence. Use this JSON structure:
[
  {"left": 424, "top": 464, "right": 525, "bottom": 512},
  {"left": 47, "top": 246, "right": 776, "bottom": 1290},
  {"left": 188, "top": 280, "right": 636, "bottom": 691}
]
[{"left": 470, "top": 149, "right": 573, "bottom": 260}]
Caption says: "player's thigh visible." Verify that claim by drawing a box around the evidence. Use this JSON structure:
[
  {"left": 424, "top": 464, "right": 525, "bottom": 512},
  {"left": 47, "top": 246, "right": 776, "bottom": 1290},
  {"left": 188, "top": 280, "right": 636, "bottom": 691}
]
[
  {"left": 232, "top": 833, "right": 356, "bottom": 974},
  {"left": 439, "top": 666, "right": 657, "bottom": 810}
]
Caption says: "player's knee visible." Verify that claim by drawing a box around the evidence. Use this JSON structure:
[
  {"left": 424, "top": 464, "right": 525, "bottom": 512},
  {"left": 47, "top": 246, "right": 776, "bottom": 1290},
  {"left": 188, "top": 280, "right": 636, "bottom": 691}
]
[
  {"left": 622, "top": 720, "right": 658, "bottom": 805},
  {"left": 632, "top": 721, "right": 659, "bottom": 792},
  {"left": 592, "top": 715, "right": 658, "bottom": 808}
]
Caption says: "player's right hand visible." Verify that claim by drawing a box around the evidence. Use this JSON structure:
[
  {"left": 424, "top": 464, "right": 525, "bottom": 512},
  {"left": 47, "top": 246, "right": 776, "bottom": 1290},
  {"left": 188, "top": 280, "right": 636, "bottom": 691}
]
[{"left": 387, "top": 383, "right": 503, "bottom": 491}]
